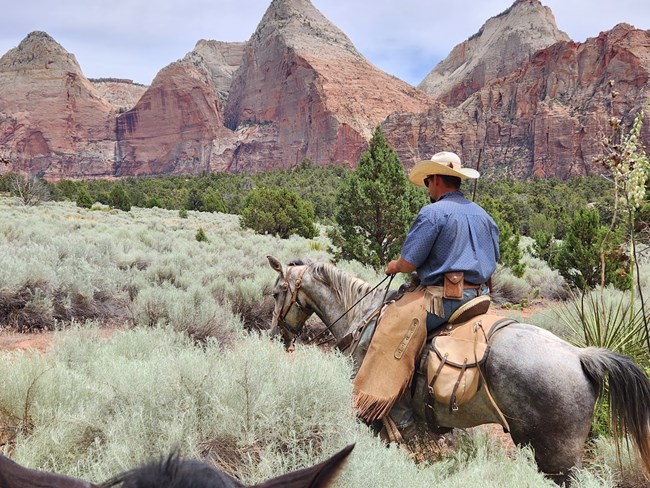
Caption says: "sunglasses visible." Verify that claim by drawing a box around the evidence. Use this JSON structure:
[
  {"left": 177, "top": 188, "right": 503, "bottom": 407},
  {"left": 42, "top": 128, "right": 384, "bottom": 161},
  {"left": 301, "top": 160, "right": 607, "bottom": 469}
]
[{"left": 423, "top": 175, "right": 434, "bottom": 187}]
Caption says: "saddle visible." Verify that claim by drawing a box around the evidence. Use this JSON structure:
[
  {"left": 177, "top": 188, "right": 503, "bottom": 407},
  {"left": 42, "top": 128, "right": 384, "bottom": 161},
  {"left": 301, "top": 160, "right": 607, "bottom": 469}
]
[{"left": 351, "top": 290, "right": 516, "bottom": 428}]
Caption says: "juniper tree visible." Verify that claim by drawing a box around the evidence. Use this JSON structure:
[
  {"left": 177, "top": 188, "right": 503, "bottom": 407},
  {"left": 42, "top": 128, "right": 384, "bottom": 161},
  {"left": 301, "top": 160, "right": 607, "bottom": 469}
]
[
  {"left": 329, "top": 127, "right": 425, "bottom": 269},
  {"left": 240, "top": 187, "right": 317, "bottom": 239}
]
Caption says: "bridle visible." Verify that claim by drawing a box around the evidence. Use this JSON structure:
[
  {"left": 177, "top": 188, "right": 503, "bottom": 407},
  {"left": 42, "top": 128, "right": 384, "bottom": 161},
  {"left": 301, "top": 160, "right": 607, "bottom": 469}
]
[
  {"left": 272, "top": 263, "right": 394, "bottom": 347},
  {"left": 272, "top": 265, "right": 313, "bottom": 336}
]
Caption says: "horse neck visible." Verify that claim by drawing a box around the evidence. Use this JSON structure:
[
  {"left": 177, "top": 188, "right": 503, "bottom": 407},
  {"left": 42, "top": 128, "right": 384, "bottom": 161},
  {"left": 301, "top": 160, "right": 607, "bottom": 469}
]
[{"left": 304, "top": 265, "right": 384, "bottom": 341}]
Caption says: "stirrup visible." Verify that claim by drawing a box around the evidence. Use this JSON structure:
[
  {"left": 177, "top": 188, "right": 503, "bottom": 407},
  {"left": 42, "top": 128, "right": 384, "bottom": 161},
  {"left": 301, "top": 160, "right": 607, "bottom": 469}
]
[{"left": 448, "top": 295, "right": 491, "bottom": 324}]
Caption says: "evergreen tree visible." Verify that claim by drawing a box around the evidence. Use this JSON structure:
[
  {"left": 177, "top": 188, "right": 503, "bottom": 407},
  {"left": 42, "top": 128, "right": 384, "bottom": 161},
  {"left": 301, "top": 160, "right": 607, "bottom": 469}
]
[
  {"left": 75, "top": 187, "right": 94, "bottom": 208},
  {"left": 108, "top": 184, "right": 131, "bottom": 211},
  {"left": 529, "top": 230, "right": 558, "bottom": 265},
  {"left": 329, "top": 127, "right": 425, "bottom": 269},
  {"left": 185, "top": 187, "right": 204, "bottom": 211},
  {"left": 554, "top": 207, "right": 629, "bottom": 290},
  {"left": 493, "top": 212, "right": 526, "bottom": 278},
  {"left": 240, "top": 187, "right": 317, "bottom": 239},
  {"left": 202, "top": 189, "right": 227, "bottom": 213}
]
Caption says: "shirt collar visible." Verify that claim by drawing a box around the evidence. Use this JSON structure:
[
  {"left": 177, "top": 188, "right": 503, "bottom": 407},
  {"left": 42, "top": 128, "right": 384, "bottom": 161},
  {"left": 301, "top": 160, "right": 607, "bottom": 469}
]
[{"left": 436, "top": 191, "right": 465, "bottom": 201}]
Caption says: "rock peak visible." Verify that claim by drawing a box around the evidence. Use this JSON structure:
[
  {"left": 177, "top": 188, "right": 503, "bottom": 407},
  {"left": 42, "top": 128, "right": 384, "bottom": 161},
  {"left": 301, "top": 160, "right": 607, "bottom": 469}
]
[
  {"left": 253, "top": 0, "right": 360, "bottom": 58},
  {"left": 418, "top": 0, "right": 569, "bottom": 105},
  {"left": 0, "top": 30, "right": 83, "bottom": 74}
]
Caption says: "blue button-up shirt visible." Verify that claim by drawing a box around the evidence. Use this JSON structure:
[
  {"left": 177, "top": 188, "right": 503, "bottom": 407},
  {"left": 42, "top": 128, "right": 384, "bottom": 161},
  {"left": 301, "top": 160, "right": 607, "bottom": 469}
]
[{"left": 401, "top": 191, "right": 500, "bottom": 286}]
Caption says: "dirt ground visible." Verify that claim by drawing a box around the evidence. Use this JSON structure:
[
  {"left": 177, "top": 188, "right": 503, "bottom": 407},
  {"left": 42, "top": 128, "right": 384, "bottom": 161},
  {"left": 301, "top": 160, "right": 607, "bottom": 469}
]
[{"left": 0, "top": 326, "right": 121, "bottom": 352}]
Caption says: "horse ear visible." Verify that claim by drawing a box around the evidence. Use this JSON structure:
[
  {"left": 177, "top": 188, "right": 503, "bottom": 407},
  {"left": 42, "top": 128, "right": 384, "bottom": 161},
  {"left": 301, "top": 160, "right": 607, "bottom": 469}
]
[
  {"left": 267, "top": 256, "right": 284, "bottom": 276},
  {"left": 0, "top": 454, "right": 98, "bottom": 487},
  {"left": 251, "top": 444, "right": 354, "bottom": 488}
]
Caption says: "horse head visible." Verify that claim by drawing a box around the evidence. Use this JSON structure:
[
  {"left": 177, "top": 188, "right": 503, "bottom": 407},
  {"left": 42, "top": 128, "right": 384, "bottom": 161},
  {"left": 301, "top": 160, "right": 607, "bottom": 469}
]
[
  {"left": 0, "top": 444, "right": 354, "bottom": 488},
  {"left": 99, "top": 444, "right": 354, "bottom": 488},
  {"left": 267, "top": 256, "right": 316, "bottom": 347}
]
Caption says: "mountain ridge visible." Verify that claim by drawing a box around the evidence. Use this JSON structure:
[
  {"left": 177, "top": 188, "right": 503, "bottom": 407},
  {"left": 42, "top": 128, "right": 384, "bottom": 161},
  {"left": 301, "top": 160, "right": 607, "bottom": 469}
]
[{"left": 0, "top": 0, "right": 648, "bottom": 180}]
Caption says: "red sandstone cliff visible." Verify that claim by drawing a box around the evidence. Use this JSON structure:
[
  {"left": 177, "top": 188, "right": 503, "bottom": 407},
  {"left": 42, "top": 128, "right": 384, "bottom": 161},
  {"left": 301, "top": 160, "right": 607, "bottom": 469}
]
[
  {"left": 1, "top": 1, "right": 649, "bottom": 181},
  {"left": 384, "top": 23, "right": 650, "bottom": 179},
  {"left": 0, "top": 32, "right": 116, "bottom": 179},
  {"left": 223, "top": 0, "right": 432, "bottom": 172},
  {"left": 418, "top": 0, "right": 570, "bottom": 106},
  {"left": 114, "top": 44, "right": 242, "bottom": 176}
]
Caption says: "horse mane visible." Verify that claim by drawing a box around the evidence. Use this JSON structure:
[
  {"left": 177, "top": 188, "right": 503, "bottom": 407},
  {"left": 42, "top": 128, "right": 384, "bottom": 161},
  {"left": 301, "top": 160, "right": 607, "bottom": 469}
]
[
  {"left": 307, "top": 262, "right": 377, "bottom": 311},
  {"left": 99, "top": 452, "right": 242, "bottom": 488}
]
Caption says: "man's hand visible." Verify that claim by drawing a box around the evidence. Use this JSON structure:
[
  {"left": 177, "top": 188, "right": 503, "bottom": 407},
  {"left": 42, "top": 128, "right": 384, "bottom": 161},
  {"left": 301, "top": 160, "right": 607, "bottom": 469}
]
[{"left": 385, "top": 257, "right": 416, "bottom": 275}]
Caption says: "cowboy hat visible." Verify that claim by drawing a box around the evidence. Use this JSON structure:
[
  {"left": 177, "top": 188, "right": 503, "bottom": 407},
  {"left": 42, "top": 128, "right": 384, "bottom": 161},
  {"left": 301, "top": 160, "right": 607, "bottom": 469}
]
[{"left": 408, "top": 151, "right": 479, "bottom": 186}]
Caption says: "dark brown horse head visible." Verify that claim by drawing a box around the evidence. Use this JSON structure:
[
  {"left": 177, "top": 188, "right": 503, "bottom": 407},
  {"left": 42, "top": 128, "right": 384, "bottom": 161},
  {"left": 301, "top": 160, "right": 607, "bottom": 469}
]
[
  {"left": 100, "top": 444, "right": 354, "bottom": 488},
  {"left": 0, "top": 444, "right": 353, "bottom": 488}
]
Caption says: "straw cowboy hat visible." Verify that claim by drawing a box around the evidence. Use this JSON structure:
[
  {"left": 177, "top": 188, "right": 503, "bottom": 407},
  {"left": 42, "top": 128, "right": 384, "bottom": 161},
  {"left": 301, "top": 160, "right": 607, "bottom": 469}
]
[{"left": 408, "top": 151, "right": 480, "bottom": 187}]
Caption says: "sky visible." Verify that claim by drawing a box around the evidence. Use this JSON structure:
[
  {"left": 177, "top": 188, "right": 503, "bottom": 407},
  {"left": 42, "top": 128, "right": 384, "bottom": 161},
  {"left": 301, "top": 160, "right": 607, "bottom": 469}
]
[{"left": 0, "top": 0, "right": 649, "bottom": 86}]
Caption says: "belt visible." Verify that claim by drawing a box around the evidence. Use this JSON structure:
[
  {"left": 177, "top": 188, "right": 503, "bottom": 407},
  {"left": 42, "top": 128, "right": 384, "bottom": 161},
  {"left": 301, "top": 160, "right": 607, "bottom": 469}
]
[{"left": 463, "top": 281, "right": 483, "bottom": 289}]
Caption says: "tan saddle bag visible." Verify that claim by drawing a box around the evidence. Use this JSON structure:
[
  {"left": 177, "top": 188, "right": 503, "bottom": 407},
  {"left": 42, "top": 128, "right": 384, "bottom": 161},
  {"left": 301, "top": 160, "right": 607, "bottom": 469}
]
[{"left": 427, "top": 313, "right": 515, "bottom": 413}]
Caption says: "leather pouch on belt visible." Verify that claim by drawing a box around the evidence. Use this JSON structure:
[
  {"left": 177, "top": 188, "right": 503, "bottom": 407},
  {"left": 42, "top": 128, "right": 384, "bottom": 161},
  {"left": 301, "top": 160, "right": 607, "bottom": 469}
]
[{"left": 443, "top": 272, "right": 464, "bottom": 300}]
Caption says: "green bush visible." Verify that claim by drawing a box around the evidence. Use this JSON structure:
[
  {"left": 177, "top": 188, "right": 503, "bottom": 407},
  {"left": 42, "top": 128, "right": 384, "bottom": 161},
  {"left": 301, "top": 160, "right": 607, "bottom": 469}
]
[
  {"left": 493, "top": 212, "right": 525, "bottom": 278},
  {"left": 195, "top": 227, "right": 208, "bottom": 242},
  {"left": 108, "top": 184, "right": 131, "bottom": 211},
  {"left": 240, "top": 187, "right": 317, "bottom": 239},
  {"left": 76, "top": 187, "right": 94, "bottom": 208},
  {"left": 554, "top": 208, "right": 629, "bottom": 290}
]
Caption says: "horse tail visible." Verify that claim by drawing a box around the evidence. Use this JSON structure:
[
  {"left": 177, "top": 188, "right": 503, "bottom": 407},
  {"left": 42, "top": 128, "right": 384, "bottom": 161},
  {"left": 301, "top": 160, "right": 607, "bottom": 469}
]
[{"left": 579, "top": 347, "right": 650, "bottom": 473}]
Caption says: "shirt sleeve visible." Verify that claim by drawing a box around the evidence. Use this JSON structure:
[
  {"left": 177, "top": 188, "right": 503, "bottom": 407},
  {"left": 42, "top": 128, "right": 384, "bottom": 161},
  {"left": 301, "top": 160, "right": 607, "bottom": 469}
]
[{"left": 401, "top": 210, "right": 440, "bottom": 268}]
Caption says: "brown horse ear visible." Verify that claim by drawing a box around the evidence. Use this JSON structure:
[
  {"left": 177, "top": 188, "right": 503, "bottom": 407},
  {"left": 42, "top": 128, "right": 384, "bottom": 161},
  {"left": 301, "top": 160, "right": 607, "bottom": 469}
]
[
  {"left": 0, "top": 454, "right": 98, "bottom": 488},
  {"left": 267, "top": 256, "right": 284, "bottom": 277},
  {"left": 251, "top": 444, "right": 354, "bottom": 488}
]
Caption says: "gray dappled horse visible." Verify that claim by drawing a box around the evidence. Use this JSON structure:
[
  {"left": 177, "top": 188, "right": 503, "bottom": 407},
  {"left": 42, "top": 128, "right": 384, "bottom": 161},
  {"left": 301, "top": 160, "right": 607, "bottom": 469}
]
[
  {"left": 0, "top": 444, "right": 353, "bottom": 488},
  {"left": 267, "top": 256, "right": 650, "bottom": 484}
]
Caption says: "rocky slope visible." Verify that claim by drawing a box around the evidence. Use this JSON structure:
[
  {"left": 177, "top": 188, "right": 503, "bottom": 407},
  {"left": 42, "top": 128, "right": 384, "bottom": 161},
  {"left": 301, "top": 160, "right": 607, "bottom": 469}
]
[
  {"left": 384, "top": 23, "right": 650, "bottom": 179},
  {"left": 114, "top": 43, "right": 242, "bottom": 176},
  {"left": 418, "top": 0, "right": 570, "bottom": 106},
  {"left": 90, "top": 79, "right": 148, "bottom": 113}
]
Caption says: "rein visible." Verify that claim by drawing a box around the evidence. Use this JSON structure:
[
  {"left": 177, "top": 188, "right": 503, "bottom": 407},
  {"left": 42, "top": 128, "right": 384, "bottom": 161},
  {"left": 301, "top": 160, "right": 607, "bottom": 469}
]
[{"left": 305, "top": 273, "right": 394, "bottom": 346}]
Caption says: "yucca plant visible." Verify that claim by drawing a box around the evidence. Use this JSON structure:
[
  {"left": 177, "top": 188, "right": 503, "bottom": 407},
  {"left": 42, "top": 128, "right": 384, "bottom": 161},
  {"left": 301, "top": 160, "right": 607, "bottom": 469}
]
[
  {"left": 558, "top": 289, "right": 648, "bottom": 364},
  {"left": 557, "top": 288, "right": 649, "bottom": 437}
]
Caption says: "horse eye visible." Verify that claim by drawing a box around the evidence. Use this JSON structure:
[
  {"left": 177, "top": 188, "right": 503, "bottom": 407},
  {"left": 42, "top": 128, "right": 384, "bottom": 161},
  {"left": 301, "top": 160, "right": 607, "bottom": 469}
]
[{"left": 272, "top": 292, "right": 279, "bottom": 299}]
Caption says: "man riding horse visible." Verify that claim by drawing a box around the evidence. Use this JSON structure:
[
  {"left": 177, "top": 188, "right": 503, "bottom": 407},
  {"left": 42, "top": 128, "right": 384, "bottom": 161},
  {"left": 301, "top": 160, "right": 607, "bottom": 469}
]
[{"left": 381, "top": 151, "right": 500, "bottom": 441}]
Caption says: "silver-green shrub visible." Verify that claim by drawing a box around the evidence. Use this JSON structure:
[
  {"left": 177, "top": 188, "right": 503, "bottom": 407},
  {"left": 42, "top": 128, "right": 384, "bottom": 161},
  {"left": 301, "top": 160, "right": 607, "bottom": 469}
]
[
  {"left": 0, "top": 327, "right": 597, "bottom": 488},
  {"left": 0, "top": 198, "right": 337, "bottom": 334}
]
